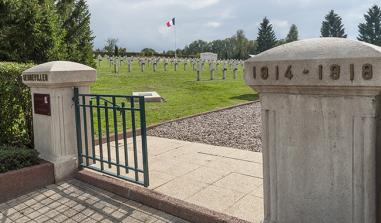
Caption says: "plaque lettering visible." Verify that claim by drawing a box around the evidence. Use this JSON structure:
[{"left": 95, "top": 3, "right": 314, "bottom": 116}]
[
  {"left": 22, "top": 73, "right": 48, "bottom": 82},
  {"left": 261, "top": 66, "right": 269, "bottom": 80},
  {"left": 362, "top": 64, "right": 373, "bottom": 80},
  {"left": 284, "top": 65, "right": 293, "bottom": 80},
  {"left": 350, "top": 64, "right": 354, "bottom": 81},
  {"left": 318, "top": 65, "right": 323, "bottom": 80},
  {"left": 330, "top": 64, "right": 340, "bottom": 80},
  {"left": 275, "top": 66, "right": 279, "bottom": 80}
]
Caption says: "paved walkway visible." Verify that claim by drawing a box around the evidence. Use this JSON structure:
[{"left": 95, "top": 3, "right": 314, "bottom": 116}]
[
  {"left": 0, "top": 179, "right": 189, "bottom": 223},
  {"left": 94, "top": 136, "right": 264, "bottom": 222}
]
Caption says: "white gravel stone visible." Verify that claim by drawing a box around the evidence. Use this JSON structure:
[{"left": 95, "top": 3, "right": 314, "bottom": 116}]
[{"left": 148, "top": 102, "right": 262, "bottom": 152}]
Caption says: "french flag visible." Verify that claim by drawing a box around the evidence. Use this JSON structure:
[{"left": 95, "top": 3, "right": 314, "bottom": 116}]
[{"left": 166, "top": 18, "right": 175, "bottom": 27}]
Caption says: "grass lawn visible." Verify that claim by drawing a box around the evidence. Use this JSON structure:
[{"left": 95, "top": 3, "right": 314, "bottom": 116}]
[{"left": 91, "top": 60, "right": 257, "bottom": 128}]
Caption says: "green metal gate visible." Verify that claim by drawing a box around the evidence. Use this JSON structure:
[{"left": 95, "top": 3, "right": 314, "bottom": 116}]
[{"left": 73, "top": 87, "right": 149, "bottom": 187}]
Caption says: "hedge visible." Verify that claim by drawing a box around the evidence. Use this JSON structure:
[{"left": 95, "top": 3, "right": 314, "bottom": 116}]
[
  {"left": 0, "top": 62, "right": 34, "bottom": 147},
  {"left": 0, "top": 146, "right": 39, "bottom": 173}
]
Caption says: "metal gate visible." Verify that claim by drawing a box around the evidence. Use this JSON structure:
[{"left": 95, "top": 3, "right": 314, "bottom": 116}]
[{"left": 73, "top": 87, "right": 149, "bottom": 187}]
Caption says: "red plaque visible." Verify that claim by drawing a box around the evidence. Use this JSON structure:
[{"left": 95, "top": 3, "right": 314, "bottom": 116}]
[{"left": 34, "top": 94, "right": 51, "bottom": 116}]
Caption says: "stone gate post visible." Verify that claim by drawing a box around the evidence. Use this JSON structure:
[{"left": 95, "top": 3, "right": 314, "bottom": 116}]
[
  {"left": 22, "top": 61, "right": 96, "bottom": 182},
  {"left": 244, "top": 38, "right": 381, "bottom": 223}
]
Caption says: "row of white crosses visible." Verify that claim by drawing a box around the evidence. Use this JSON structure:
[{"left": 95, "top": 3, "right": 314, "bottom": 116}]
[{"left": 96, "top": 55, "right": 244, "bottom": 81}]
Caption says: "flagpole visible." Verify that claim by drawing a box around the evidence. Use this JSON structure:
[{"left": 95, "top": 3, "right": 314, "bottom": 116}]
[{"left": 174, "top": 18, "right": 177, "bottom": 59}]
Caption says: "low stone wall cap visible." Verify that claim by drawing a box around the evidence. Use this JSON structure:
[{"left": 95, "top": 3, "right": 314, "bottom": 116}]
[
  {"left": 248, "top": 38, "right": 381, "bottom": 62},
  {"left": 23, "top": 61, "right": 95, "bottom": 73},
  {"left": 22, "top": 61, "right": 96, "bottom": 87}
]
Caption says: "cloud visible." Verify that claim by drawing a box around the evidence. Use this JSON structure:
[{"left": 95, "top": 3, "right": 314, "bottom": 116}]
[
  {"left": 271, "top": 19, "right": 290, "bottom": 29},
  {"left": 129, "top": 0, "right": 220, "bottom": 10},
  {"left": 205, "top": 22, "right": 221, "bottom": 28},
  {"left": 270, "top": 19, "right": 291, "bottom": 38}
]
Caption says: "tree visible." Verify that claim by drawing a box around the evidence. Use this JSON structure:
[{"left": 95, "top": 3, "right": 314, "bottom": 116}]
[
  {"left": 358, "top": 5, "right": 381, "bottom": 46},
  {"left": 104, "top": 38, "right": 118, "bottom": 56},
  {"left": 114, "top": 45, "right": 119, "bottom": 56},
  {"left": 233, "top": 30, "right": 249, "bottom": 59},
  {"left": 140, "top": 48, "right": 156, "bottom": 56},
  {"left": 58, "top": 0, "right": 95, "bottom": 66},
  {"left": 247, "top": 40, "right": 257, "bottom": 55},
  {"left": 0, "top": 0, "right": 66, "bottom": 63},
  {"left": 0, "top": 0, "right": 95, "bottom": 64},
  {"left": 286, "top": 24, "right": 299, "bottom": 43},
  {"left": 119, "top": 47, "right": 127, "bottom": 56},
  {"left": 321, "top": 10, "right": 347, "bottom": 38},
  {"left": 276, "top": 39, "right": 287, "bottom": 46},
  {"left": 182, "top": 40, "right": 209, "bottom": 56},
  {"left": 256, "top": 17, "right": 277, "bottom": 53}
]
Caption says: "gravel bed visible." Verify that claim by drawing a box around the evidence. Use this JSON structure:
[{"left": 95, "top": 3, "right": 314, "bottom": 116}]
[{"left": 147, "top": 102, "right": 262, "bottom": 152}]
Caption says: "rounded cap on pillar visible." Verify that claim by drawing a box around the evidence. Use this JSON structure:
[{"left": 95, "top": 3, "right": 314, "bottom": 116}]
[
  {"left": 244, "top": 38, "right": 381, "bottom": 91},
  {"left": 22, "top": 61, "right": 96, "bottom": 87}
]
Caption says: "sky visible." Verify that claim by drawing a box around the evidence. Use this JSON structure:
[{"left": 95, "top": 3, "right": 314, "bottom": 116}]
[{"left": 87, "top": 0, "right": 380, "bottom": 52}]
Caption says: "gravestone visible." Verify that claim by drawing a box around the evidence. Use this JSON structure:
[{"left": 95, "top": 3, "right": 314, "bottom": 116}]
[
  {"left": 232, "top": 63, "right": 238, "bottom": 79},
  {"left": 140, "top": 60, "right": 145, "bottom": 72},
  {"left": 22, "top": 61, "right": 96, "bottom": 181},
  {"left": 113, "top": 61, "right": 117, "bottom": 74},
  {"left": 209, "top": 62, "right": 214, "bottom": 80},
  {"left": 196, "top": 62, "right": 201, "bottom": 81},
  {"left": 153, "top": 60, "right": 157, "bottom": 72},
  {"left": 222, "top": 62, "right": 227, "bottom": 80},
  {"left": 244, "top": 38, "right": 381, "bottom": 223},
  {"left": 164, "top": 60, "right": 168, "bottom": 72},
  {"left": 127, "top": 59, "right": 132, "bottom": 72}
]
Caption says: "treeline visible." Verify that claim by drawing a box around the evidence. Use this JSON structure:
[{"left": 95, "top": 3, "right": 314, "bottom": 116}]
[
  {"left": 179, "top": 5, "right": 381, "bottom": 59},
  {"left": 0, "top": 0, "right": 95, "bottom": 66}
]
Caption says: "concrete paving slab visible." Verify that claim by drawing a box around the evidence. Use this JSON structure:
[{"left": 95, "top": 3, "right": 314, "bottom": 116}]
[
  {"left": 225, "top": 194, "right": 264, "bottom": 223},
  {"left": 186, "top": 185, "right": 246, "bottom": 213},
  {"left": 182, "top": 166, "right": 228, "bottom": 184},
  {"left": 213, "top": 173, "right": 263, "bottom": 194},
  {"left": 154, "top": 177, "right": 208, "bottom": 200},
  {"left": 93, "top": 136, "right": 264, "bottom": 222}
]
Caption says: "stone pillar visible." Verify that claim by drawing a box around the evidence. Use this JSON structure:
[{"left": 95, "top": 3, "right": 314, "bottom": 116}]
[
  {"left": 244, "top": 38, "right": 381, "bottom": 223},
  {"left": 22, "top": 61, "right": 96, "bottom": 182}
]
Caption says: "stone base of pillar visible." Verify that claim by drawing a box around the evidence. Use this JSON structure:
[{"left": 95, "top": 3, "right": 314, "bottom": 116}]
[{"left": 52, "top": 156, "right": 78, "bottom": 182}]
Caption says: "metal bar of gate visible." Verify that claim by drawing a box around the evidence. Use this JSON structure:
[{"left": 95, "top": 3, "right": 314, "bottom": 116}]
[
  {"left": 74, "top": 88, "right": 83, "bottom": 168},
  {"left": 130, "top": 97, "right": 139, "bottom": 182},
  {"left": 139, "top": 97, "right": 149, "bottom": 187}
]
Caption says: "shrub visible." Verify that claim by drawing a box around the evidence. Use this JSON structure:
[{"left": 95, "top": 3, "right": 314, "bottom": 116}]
[
  {"left": 0, "top": 62, "right": 34, "bottom": 147},
  {"left": 0, "top": 146, "right": 39, "bottom": 173}
]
